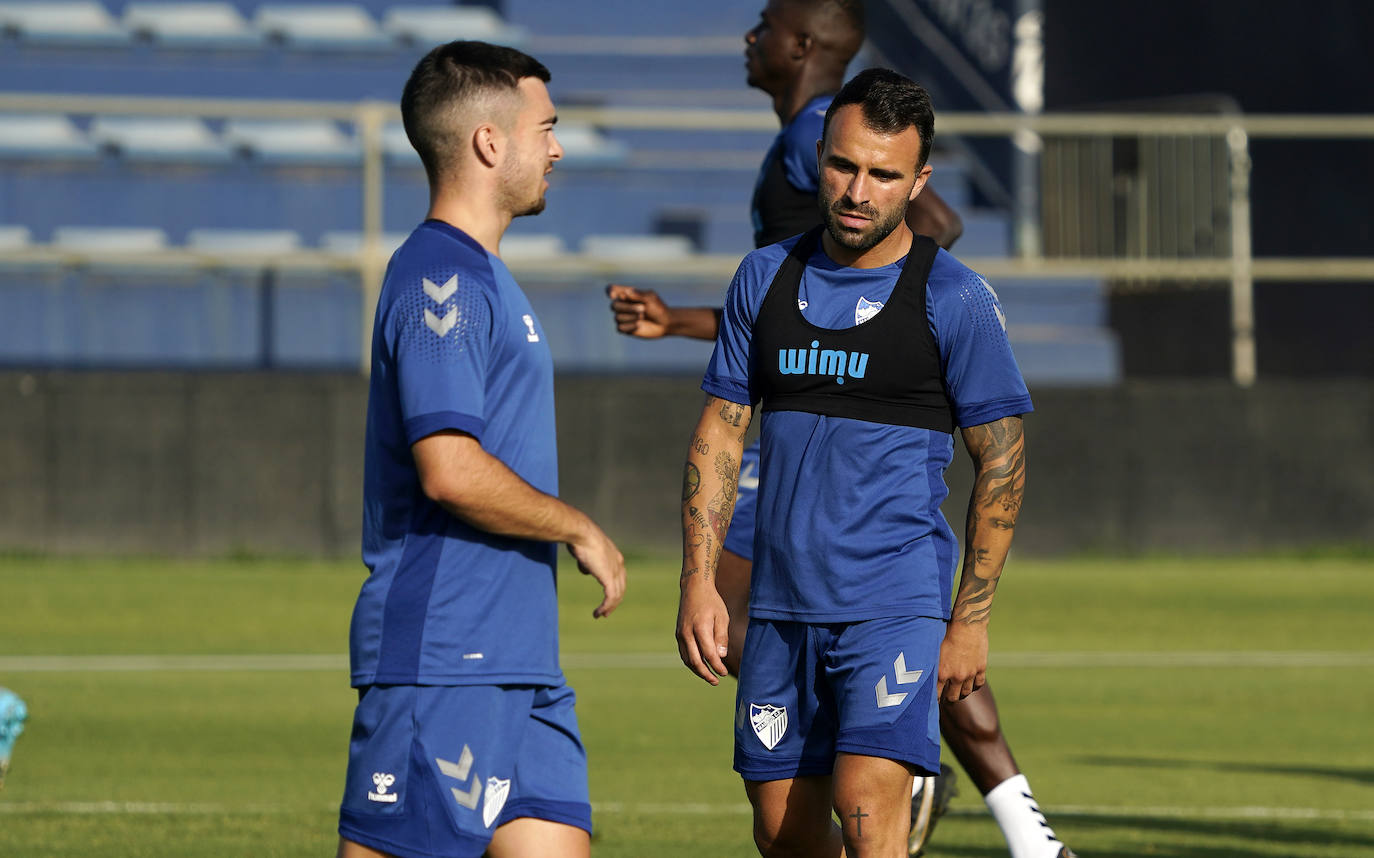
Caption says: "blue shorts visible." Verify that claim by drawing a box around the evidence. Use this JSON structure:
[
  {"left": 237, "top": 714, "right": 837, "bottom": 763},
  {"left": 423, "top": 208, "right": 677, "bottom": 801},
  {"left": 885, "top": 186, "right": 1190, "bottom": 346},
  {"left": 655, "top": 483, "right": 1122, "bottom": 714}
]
[
  {"left": 722, "top": 440, "right": 761, "bottom": 560},
  {"left": 733, "top": 616, "right": 943, "bottom": 782},
  {"left": 338, "top": 683, "right": 591, "bottom": 858}
]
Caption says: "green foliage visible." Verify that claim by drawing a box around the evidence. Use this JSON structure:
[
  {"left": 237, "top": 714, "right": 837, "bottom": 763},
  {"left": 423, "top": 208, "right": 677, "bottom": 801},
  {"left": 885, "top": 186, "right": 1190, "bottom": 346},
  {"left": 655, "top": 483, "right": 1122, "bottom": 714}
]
[{"left": 1, "top": 555, "right": 1372, "bottom": 857}]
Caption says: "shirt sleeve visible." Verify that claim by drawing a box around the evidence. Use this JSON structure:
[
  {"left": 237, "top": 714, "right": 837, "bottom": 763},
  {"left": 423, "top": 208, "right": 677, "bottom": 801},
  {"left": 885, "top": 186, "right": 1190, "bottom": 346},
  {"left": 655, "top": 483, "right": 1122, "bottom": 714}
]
[
  {"left": 928, "top": 258, "right": 1034, "bottom": 428},
  {"left": 385, "top": 267, "right": 497, "bottom": 445},
  {"left": 779, "top": 105, "right": 827, "bottom": 194},
  {"left": 702, "top": 256, "right": 763, "bottom": 406}
]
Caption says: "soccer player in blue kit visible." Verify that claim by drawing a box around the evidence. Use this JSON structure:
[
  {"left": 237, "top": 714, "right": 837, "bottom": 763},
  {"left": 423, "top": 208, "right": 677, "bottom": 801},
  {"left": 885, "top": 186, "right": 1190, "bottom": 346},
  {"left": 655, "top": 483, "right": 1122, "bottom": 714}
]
[
  {"left": 677, "top": 68, "right": 1057, "bottom": 858},
  {"left": 336, "top": 42, "right": 626, "bottom": 858},
  {"left": 615, "top": 3, "right": 1074, "bottom": 857}
]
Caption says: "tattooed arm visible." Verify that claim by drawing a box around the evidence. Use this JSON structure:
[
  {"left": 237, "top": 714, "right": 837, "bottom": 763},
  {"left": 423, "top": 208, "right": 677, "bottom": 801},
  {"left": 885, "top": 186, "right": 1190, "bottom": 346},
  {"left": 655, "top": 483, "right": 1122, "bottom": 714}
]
[
  {"left": 677, "top": 394, "right": 751, "bottom": 685},
  {"left": 937, "top": 415, "right": 1026, "bottom": 702}
]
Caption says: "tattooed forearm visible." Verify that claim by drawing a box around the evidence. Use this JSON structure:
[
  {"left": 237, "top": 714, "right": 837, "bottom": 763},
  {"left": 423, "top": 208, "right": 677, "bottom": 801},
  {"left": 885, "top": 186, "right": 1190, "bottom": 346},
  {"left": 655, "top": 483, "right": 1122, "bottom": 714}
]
[
  {"left": 682, "top": 397, "right": 751, "bottom": 587},
  {"left": 692, "top": 435, "right": 709, "bottom": 456},
  {"left": 718, "top": 400, "right": 746, "bottom": 428},
  {"left": 952, "top": 416, "right": 1026, "bottom": 626}
]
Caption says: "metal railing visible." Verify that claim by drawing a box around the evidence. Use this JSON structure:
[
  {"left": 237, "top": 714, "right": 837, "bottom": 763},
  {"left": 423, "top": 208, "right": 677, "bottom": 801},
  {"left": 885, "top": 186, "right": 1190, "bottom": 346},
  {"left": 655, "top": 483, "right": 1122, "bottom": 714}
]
[{"left": 3, "top": 92, "right": 1373, "bottom": 383}]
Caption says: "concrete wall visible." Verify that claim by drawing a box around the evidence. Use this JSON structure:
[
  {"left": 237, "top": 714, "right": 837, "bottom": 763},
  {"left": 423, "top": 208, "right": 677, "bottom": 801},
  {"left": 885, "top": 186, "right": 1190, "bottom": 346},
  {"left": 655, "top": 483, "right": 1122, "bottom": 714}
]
[{"left": 1, "top": 372, "right": 1370, "bottom": 557}]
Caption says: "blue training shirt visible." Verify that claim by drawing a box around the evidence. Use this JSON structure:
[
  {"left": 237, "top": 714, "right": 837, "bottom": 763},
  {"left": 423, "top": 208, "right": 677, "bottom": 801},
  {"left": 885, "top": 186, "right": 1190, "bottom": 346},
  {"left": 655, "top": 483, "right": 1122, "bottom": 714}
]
[
  {"left": 702, "top": 235, "right": 1033, "bottom": 623},
  {"left": 750, "top": 94, "right": 830, "bottom": 246},
  {"left": 350, "top": 220, "right": 562, "bottom": 687}
]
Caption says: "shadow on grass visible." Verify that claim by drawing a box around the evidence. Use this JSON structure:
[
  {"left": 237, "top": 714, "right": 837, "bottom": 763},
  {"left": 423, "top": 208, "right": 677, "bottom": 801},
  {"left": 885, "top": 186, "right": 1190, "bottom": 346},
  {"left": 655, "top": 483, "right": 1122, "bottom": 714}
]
[{"left": 1078, "top": 754, "right": 1374, "bottom": 788}]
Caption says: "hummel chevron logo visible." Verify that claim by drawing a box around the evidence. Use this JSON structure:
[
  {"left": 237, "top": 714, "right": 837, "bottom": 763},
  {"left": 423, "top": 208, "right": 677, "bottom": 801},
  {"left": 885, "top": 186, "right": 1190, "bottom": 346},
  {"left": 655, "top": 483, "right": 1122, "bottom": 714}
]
[
  {"left": 875, "top": 653, "right": 925, "bottom": 709},
  {"left": 423, "top": 275, "right": 458, "bottom": 304},
  {"left": 425, "top": 307, "right": 457, "bottom": 337},
  {"left": 436, "top": 746, "right": 483, "bottom": 810}
]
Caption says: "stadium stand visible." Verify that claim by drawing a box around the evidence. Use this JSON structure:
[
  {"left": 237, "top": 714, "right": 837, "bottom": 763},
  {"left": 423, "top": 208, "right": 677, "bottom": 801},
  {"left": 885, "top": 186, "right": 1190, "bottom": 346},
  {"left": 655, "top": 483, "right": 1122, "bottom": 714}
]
[{"left": 0, "top": 0, "right": 1120, "bottom": 382}]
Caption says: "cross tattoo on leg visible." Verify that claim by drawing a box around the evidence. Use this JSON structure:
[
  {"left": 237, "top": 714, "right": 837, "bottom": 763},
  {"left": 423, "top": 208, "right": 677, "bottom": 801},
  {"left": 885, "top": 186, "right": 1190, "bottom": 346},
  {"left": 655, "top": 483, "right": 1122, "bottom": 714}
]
[{"left": 849, "top": 805, "right": 869, "bottom": 837}]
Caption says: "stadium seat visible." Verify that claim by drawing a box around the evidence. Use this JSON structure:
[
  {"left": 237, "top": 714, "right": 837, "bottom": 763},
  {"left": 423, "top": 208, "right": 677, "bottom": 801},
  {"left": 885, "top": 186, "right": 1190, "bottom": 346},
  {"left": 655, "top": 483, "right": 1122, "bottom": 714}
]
[
  {"left": 186, "top": 228, "right": 303, "bottom": 256},
  {"left": 0, "top": 1, "right": 128, "bottom": 44},
  {"left": 88, "top": 116, "right": 233, "bottom": 163},
  {"left": 253, "top": 4, "right": 390, "bottom": 49},
  {"left": 52, "top": 226, "right": 170, "bottom": 254},
  {"left": 319, "top": 231, "right": 407, "bottom": 256},
  {"left": 0, "top": 114, "right": 100, "bottom": 159},
  {"left": 501, "top": 234, "right": 566, "bottom": 261},
  {"left": 382, "top": 122, "right": 420, "bottom": 166},
  {"left": 381, "top": 5, "right": 526, "bottom": 48},
  {"left": 555, "top": 124, "right": 630, "bottom": 168},
  {"left": 223, "top": 119, "right": 360, "bottom": 164},
  {"left": 578, "top": 234, "right": 694, "bottom": 259},
  {"left": 122, "top": 2, "right": 262, "bottom": 47},
  {"left": 0, "top": 224, "right": 32, "bottom": 251}
]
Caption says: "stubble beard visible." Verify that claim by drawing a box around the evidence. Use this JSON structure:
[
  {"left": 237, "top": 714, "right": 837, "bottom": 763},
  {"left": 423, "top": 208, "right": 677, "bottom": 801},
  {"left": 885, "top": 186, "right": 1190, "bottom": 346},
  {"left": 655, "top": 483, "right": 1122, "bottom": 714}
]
[{"left": 819, "top": 191, "right": 906, "bottom": 253}]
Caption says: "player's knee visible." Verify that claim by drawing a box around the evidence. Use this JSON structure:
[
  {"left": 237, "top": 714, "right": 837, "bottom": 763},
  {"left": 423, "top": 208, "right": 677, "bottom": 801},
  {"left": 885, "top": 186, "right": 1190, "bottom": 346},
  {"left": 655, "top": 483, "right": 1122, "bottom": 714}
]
[{"left": 752, "top": 817, "right": 823, "bottom": 858}]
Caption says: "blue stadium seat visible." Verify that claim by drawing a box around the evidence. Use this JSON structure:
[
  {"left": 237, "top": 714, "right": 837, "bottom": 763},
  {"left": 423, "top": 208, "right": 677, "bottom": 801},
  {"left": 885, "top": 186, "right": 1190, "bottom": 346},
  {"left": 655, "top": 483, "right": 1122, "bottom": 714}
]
[
  {"left": 223, "top": 118, "right": 360, "bottom": 164},
  {"left": 0, "top": 224, "right": 32, "bottom": 251},
  {"left": 556, "top": 124, "right": 630, "bottom": 168},
  {"left": 0, "top": 1, "right": 128, "bottom": 45},
  {"left": 52, "top": 226, "right": 169, "bottom": 255},
  {"left": 381, "top": 5, "right": 526, "bottom": 48},
  {"left": 579, "top": 234, "right": 694, "bottom": 260},
  {"left": 0, "top": 114, "right": 100, "bottom": 160},
  {"left": 382, "top": 122, "right": 420, "bottom": 167},
  {"left": 253, "top": 4, "right": 390, "bottom": 50},
  {"left": 123, "top": 2, "right": 263, "bottom": 48},
  {"left": 319, "top": 231, "right": 407, "bottom": 256},
  {"left": 1008, "top": 327, "right": 1122, "bottom": 386},
  {"left": 500, "top": 234, "right": 565, "bottom": 261},
  {"left": 88, "top": 116, "right": 233, "bottom": 163},
  {"left": 186, "top": 228, "right": 303, "bottom": 256}
]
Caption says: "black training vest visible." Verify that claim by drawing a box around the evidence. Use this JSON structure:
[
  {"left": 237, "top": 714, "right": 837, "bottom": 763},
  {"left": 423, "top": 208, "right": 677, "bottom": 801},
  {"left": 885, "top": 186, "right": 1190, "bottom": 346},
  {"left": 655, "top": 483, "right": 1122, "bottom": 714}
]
[
  {"left": 753, "top": 227, "right": 955, "bottom": 433},
  {"left": 752, "top": 146, "right": 823, "bottom": 248}
]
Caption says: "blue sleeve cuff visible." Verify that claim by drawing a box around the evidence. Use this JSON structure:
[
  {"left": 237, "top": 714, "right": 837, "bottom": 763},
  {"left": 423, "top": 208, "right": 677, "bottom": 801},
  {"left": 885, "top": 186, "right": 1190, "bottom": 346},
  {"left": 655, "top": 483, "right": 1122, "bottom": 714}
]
[
  {"left": 954, "top": 395, "right": 1034, "bottom": 429},
  {"left": 701, "top": 378, "right": 753, "bottom": 406},
  {"left": 404, "top": 411, "right": 485, "bottom": 446}
]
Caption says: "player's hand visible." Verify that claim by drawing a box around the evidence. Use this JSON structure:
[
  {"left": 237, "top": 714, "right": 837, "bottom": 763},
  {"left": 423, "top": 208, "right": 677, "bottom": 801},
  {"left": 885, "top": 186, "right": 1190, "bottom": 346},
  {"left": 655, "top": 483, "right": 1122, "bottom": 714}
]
[
  {"left": 567, "top": 523, "right": 626, "bottom": 619},
  {"left": 936, "top": 622, "right": 988, "bottom": 702},
  {"left": 606, "top": 283, "right": 672, "bottom": 339},
  {"left": 676, "top": 576, "right": 730, "bottom": 685}
]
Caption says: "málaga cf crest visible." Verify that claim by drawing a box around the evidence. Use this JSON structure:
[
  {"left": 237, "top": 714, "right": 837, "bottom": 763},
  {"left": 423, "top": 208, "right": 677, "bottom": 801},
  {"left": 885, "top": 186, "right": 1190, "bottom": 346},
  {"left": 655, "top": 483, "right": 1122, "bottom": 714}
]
[{"left": 749, "top": 703, "right": 788, "bottom": 751}]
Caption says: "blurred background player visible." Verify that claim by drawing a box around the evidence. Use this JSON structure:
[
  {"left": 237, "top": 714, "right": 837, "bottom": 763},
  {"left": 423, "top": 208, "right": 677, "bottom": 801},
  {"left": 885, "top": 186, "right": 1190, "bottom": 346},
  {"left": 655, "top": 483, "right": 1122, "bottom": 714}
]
[
  {"left": 338, "top": 41, "right": 626, "bottom": 858},
  {"left": 608, "top": 3, "right": 1072, "bottom": 857},
  {"left": 678, "top": 67, "right": 1032, "bottom": 858},
  {"left": 0, "top": 687, "right": 26, "bottom": 790}
]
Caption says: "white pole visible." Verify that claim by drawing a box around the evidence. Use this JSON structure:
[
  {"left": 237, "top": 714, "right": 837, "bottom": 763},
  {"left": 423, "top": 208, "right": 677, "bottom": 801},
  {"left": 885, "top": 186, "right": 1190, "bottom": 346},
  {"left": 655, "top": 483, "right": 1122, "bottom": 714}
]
[{"left": 1227, "top": 125, "right": 1256, "bottom": 387}]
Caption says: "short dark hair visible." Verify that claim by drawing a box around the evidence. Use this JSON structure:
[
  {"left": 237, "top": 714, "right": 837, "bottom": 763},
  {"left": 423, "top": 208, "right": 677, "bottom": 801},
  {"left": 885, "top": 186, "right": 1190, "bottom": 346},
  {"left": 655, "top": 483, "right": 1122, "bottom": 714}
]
[
  {"left": 822, "top": 68, "right": 934, "bottom": 169},
  {"left": 400, "top": 40, "right": 551, "bottom": 181}
]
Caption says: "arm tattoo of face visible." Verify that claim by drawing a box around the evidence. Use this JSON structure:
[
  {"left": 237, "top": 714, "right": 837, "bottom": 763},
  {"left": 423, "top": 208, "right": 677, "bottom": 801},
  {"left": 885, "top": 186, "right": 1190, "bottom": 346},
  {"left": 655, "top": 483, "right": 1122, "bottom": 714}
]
[
  {"left": 706, "top": 450, "right": 740, "bottom": 546},
  {"left": 953, "top": 417, "right": 1026, "bottom": 625}
]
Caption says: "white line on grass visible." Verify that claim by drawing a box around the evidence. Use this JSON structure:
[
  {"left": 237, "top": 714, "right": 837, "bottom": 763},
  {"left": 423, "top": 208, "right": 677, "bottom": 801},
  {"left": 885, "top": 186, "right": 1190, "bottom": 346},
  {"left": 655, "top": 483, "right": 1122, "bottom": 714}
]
[
  {"left": 2, "top": 801, "right": 1372, "bottom": 823},
  {"left": 1, "top": 651, "right": 1372, "bottom": 673}
]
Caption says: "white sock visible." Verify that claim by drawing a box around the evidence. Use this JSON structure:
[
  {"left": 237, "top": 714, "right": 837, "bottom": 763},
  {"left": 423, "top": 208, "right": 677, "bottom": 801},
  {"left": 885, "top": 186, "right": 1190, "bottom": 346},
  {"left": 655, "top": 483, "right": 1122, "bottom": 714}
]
[{"left": 984, "top": 774, "right": 1065, "bottom": 858}]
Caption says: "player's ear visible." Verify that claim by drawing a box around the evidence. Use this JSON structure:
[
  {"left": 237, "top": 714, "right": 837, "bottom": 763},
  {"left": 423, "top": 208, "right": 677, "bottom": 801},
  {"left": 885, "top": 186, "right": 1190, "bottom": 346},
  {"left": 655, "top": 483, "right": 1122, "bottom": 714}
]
[
  {"left": 792, "top": 31, "right": 812, "bottom": 59},
  {"left": 472, "top": 122, "right": 502, "bottom": 169},
  {"left": 909, "top": 164, "right": 933, "bottom": 201}
]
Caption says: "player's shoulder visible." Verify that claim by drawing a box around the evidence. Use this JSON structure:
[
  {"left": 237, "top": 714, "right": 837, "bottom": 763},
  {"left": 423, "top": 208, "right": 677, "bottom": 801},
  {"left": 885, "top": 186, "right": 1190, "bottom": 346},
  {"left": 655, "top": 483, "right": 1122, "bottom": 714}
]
[
  {"left": 739, "top": 233, "right": 807, "bottom": 280},
  {"left": 926, "top": 248, "right": 991, "bottom": 299},
  {"left": 781, "top": 95, "right": 830, "bottom": 148},
  {"left": 385, "top": 222, "right": 500, "bottom": 303}
]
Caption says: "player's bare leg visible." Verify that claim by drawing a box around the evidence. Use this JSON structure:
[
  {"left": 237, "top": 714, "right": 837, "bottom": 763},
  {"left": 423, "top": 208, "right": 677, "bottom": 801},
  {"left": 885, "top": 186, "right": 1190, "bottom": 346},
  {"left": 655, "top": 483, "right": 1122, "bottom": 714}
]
[
  {"left": 745, "top": 775, "right": 845, "bottom": 858},
  {"left": 832, "top": 753, "right": 917, "bottom": 858},
  {"left": 486, "top": 817, "right": 591, "bottom": 858},
  {"left": 716, "top": 547, "right": 752, "bottom": 677},
  {"left": 940, "top": 684, "right": 1074, "bottom": 858}
]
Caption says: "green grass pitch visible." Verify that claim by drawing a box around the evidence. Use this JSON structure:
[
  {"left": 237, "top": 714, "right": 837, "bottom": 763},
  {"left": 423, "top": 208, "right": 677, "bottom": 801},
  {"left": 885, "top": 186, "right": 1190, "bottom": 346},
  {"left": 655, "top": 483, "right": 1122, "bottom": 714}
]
[{"left": 1, "top": 551, "right": 1372, "bottom": 857}]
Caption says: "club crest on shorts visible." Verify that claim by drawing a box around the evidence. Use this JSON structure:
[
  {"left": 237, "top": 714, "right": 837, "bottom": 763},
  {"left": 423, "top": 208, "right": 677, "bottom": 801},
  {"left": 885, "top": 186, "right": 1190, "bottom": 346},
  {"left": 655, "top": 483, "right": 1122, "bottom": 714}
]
[
  {"left": 855, "top": 297, "right": 884, "bottom": 325},
  {"left": 482, "top": 776, "right": 511, "bottom": 828},
  {"left": 749, "top": 703, "right": 788, "bottom": 751}
]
